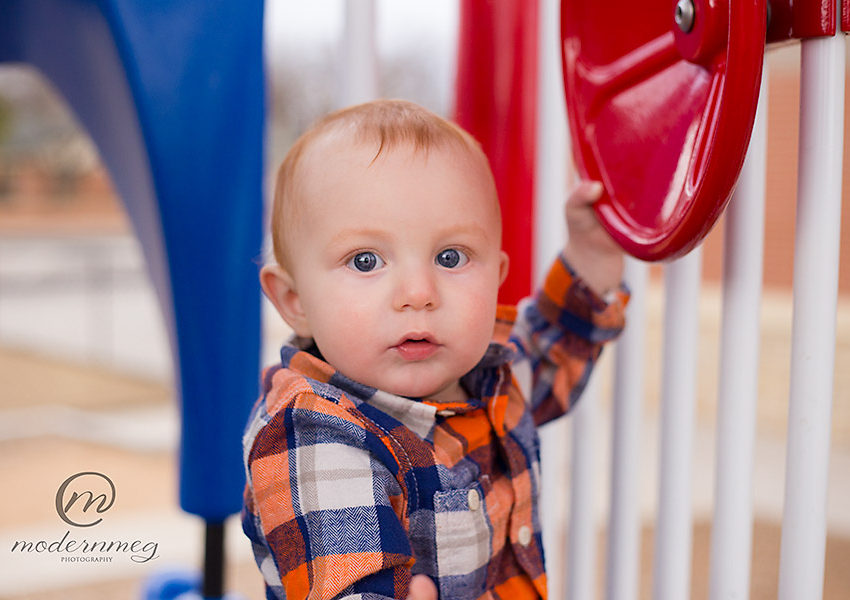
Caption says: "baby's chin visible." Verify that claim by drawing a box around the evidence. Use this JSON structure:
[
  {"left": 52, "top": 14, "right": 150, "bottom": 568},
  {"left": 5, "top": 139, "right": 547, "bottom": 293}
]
[{"left": 389, "top": 380, "right": 466, "bottom": 404}]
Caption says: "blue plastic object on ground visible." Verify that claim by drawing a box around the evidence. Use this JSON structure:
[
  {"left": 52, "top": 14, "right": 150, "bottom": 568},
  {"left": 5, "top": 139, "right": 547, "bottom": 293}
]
[{"left": 142, "top": 570, "right": 199, "bottom": 600}]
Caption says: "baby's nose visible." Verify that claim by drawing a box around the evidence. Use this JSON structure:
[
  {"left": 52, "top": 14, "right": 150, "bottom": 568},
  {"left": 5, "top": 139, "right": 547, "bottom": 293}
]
[{"left": 393, "top": 268, "right": 439, "bottom": 311}]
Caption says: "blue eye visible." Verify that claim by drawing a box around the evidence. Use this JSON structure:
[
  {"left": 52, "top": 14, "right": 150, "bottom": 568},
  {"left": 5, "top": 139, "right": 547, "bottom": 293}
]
[
  {"left": 347, "top": 251, "right": 385, "bottom": 272},
  {"left": 436, "top": 248, "right": 469, "bottom": 269}
]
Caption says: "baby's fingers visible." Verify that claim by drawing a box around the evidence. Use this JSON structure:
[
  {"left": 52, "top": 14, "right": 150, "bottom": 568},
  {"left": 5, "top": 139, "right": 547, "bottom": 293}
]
[
  {"left": 568, "top": 180, "right": 604, "bottom": 209},
  {"left": 406, "top": 574, "right": 438, "bottom": 600}
]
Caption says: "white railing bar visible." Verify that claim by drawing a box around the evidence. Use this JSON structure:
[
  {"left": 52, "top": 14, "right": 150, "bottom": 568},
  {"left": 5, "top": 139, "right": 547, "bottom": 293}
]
[
  {"left": 708, "top": 67, "right": 768, "bottom": 600},
  {"left": 341, "top": 0, "right": 378, "bottom": 106},
  {"left": 605, "top": 257, "right": 649, "bottom": 600},
  {"left": 778, "top": 21, "right": 846, "bottom": 600},
  {"left": 567, "top": 369, "right": 601, "bottom": 600},
  {"left": 535, "top": 2, "right": 572, "bottom": 595},
  {"left": 534, "top": 0, "right": 568, "bottom": 284},
  {"left": 652, "top": 246, "right": 702, "bottom": 600}
]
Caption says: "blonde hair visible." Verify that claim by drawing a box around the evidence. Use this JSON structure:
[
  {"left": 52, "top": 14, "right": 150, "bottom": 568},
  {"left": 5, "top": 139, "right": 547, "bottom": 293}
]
[{"left": 270, "top": 99, "right": 491, "bottom": 268}]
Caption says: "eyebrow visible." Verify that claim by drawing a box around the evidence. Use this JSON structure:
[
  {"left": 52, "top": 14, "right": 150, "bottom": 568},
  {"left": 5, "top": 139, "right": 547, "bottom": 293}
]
[
  {"left": 327, "top": 228, "right": 394, "bottom": 248},
  {"left": 437, "top": 223, "right": 492, "bottom": 243}
]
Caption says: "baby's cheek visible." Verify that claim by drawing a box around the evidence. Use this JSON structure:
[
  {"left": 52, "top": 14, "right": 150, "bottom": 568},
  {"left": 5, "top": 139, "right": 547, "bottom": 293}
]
[
  {"left": 463, "top": 288, "right": 499, "bottom": 327},
  {"left": 453, "top": 298, "right": 497, "bottom": 360},
  {"left": 325, "top": 317, "right": 373, "bottom": 355},
  {"left": 308, "top": 300, "right": 374, "bottom": 362}
]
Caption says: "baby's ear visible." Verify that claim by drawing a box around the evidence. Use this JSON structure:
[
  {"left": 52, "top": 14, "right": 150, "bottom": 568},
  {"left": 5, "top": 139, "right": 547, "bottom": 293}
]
[
  {"left": 260, "top": 265, "right": 312, "bottom": 338},
  {"left": 498, "top": 250, "right": 510, "bottom": 286}
]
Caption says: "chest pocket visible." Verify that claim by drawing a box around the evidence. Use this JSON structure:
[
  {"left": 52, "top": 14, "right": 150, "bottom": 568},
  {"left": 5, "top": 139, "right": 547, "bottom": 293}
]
[{"left": 433, "top": 481, "right": 495, "bottom": 600}]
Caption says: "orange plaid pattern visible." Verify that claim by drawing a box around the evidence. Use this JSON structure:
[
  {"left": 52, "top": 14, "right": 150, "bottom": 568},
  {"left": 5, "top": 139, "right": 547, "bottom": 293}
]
[{"left": 243, "top": 253, "right": 627, "bottom": 599}]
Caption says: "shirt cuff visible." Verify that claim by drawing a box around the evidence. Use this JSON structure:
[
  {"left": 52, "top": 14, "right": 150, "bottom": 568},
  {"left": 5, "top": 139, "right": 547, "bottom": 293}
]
[{"left": 556, "top": 252, "right": 630, "bottom": 310}]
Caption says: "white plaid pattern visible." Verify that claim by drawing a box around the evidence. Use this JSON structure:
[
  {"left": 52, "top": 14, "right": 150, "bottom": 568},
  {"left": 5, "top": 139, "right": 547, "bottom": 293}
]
[
  {"left": 434, "top": 490, "right": 492, "bottom": 577},
  {"left": 296, "top": 442, "right": 376, "bottom": 511}
]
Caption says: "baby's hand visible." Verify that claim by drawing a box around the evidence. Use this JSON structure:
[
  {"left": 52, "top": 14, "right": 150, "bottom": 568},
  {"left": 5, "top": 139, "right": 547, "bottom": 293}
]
[
  {"left": 406, "top": 574, "right": 437, "bottom": 600},
  {"left": 563, "top": 180, "right": 625, "bottom": 298}
]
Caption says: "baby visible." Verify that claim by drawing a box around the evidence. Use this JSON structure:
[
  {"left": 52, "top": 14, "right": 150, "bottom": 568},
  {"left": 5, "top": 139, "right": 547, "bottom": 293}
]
[{"left": 242, "top": 99, "right": 626, "bottom": 600}]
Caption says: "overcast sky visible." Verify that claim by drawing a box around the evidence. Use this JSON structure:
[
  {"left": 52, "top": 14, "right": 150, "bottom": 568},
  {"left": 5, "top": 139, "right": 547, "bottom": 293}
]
[
  {"left": 264, "top": 1, "right": 460, "bottom": 117},
  {"left": 265, "top": 1, "right": 458, "bottom": 58}
]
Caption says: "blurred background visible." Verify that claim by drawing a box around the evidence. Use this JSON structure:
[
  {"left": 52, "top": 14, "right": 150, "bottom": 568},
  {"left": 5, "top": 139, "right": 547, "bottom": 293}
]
[{"left": 0, "top": 1, "right": 847, "bottom": 598}]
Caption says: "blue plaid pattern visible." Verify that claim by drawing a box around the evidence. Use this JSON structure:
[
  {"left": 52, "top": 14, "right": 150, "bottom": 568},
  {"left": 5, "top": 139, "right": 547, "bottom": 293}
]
[{"left": 243, "top": 254, "right": 627, "bottom": 600}]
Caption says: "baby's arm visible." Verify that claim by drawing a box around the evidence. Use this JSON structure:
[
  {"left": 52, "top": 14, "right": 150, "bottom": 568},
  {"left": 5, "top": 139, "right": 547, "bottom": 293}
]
[
  {"left": 562, "top": 180, "right": 624, "bottom": 297},
  {"left": 510, "top": 180, "right": 627, "bottom": 425},
  {"left": 243, "top": 392, "right": 416, "bottom": 600}
]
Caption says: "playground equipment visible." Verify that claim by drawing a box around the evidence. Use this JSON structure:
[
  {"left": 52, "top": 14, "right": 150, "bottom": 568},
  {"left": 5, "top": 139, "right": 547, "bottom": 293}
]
[
  {"left": 561, "top": 0, "right": 843, "bottom": 263},
  {"left": 1, "top": 0, "right": 844, "bottom": 597},
  {"left": 555, "top": 1, "right": 845, "bottom": 599},
  {"left": 461, "top": 0, "right": 844, "bottom": 598},
  {"left": 455, "top": 1, "right": 539, "bottom": 305},
  {"left": 561, "top": 0, "right": 766, "bottom": 261},
  {"left": 0, "top": 1, "right": 264, "bottom": 598}
]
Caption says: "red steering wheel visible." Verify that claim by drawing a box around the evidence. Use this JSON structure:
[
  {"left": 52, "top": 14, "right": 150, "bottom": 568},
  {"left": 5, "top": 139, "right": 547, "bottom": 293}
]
[{"left": 561, "top": 0, "right": 766, "bottom": 260}]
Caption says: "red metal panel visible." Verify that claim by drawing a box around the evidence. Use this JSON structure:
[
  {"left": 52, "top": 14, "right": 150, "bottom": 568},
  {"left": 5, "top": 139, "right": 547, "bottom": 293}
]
[
  {"left": 455, "top": 0, "right": 539, "bottom": 304},
  {"left": 767, "top": 0, "right": 837, "bottom": 42},
  {"left": 767, "top": 0, "right": 795, "bottom": 42},
  {"left": 561, "top": 0, "right": 766, "bottom": 261},
  {"left": 792, "top": 0, "right": 836, "bottom": 37}
]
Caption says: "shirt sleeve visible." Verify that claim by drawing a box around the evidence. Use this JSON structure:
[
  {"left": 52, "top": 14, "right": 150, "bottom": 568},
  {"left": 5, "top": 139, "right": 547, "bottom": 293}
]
[
  {"left": 242, "top": 389, "right": 415, "bottom": 600},
  {"left": 508, "top": 252, "right": 628, "bottom": 426}
]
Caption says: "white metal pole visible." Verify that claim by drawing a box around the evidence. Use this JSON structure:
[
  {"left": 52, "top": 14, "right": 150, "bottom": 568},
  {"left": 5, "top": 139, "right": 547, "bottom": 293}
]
[
  {"left": 778, "top": 22, "right": 846, "bottom": 600},
  {"left": 341, "top": 0, "right": 378, "bottom": 106},
  {"left": 605, "top": 257, "right": 648, "bottom": 600},
  {"left": 534, "top": 2, "right": 571, "bottom": 596},
  {"left": 652, "top": 247, "right": 702, "bottom": 600},
  {"left": 708, "top": 68, "right": 768, "bottom": 600},
  {"left": 534, "top": 0, "right": 569, "bottom": 282},
  {"left": 567, "top": 370, "right": 600, "bottom": 600}
]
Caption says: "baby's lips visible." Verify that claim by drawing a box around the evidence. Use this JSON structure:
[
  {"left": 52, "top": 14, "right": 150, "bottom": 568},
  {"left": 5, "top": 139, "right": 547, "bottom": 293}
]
[
  {"left": 393, "top": 331, "right": 437, "bottom": 346},
  {"left": 392, "top": 337, "right": 441, "bottom": 361}
]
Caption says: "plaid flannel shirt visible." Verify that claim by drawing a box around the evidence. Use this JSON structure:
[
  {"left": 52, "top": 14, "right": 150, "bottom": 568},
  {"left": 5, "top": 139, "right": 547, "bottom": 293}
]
[{"left": 243, "top": 253, "right": 627, "bottom": 600}]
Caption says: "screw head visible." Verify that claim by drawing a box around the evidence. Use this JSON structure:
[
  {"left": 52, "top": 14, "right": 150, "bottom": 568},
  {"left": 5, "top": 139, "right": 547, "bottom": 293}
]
[{"left": 675, "top": 0, "right": 696, "bottom": 33}]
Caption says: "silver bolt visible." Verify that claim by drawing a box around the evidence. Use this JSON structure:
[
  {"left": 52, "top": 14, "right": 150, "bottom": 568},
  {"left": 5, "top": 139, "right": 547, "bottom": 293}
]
[{"left": 675, "top": 0, "right": 695, "bottom": 33}]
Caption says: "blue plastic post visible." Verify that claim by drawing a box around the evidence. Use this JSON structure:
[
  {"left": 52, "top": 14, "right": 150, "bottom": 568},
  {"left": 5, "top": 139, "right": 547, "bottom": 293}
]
[{"left": 0, "top": 0, "right": 264, "bottom": 595}]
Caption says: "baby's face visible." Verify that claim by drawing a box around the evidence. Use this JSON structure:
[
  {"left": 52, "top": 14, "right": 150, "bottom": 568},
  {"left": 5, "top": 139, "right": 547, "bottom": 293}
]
[{"left": 281, "top": 138, "right": 508, "bottom": 403}]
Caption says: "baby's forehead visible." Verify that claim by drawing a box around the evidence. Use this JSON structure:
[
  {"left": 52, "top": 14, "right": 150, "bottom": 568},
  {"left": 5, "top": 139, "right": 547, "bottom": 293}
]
[
  {"left": 271, "top": 101, "right": 501, "bottom": 269},
  {"left": 293, "top": 132, "right": 496, "bottom": 205},
  {"left": 273, "top": 132, "right": 502, "bottom": 272},
  {"left": 297, "top": 129, "right": 374, "bottom": 171},
  {"left": 299, "top": 126, "right": 484, "bottom": 173}
]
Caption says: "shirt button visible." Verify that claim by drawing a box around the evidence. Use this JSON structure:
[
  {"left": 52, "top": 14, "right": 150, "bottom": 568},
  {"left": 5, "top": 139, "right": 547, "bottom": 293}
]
[
  {"left": 437, "top": 409, "right": 456, "bottom": 417},
  {"left": 467, "top": 488, "right": 481, "bottom": 511},
  {"left": 518, "top": 525, "right": 532, "bottom": 546}
]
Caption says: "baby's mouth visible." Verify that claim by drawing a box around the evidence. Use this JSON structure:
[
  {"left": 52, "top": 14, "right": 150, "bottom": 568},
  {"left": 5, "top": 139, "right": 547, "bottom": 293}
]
[{"left": 392, "top": 335, "right": 440, "bottom": 361}]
